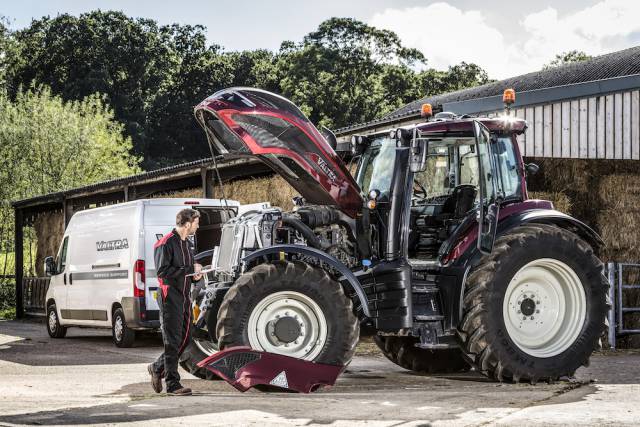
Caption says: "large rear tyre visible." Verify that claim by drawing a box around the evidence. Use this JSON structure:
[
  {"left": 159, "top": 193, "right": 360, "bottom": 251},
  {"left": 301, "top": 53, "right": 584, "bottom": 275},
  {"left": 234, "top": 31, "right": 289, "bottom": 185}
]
[
  {"left": 216, "top": 261, "right": 359, "bottom": 366},
  {"left": 374, "top": 336, "right": 471, "bottom": 373},
  {"left": 458, "top": 224, "right": 609, "bottom": 383}
]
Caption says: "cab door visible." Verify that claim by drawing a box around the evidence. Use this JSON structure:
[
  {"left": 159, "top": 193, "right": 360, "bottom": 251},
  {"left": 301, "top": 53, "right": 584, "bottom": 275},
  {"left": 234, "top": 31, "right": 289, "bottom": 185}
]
[{"left": 473, "top": 121, "right": 501, "bottom": 254}]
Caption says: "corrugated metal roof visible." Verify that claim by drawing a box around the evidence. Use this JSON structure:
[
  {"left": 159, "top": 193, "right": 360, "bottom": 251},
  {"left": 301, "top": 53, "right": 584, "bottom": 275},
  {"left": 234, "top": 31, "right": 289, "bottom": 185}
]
[
  {"left": 13, "top": 157, "right": 223, "bottom": 208},
  {"left": 336, "top": 45, "right": 640, "bottom": 134}
]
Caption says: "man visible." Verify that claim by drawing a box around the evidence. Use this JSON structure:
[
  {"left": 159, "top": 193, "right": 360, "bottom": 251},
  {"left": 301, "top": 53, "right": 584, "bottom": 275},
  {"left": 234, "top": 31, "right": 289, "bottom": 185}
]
[{"left": 148, "top": 208, "right": 203, "bottom": 396}]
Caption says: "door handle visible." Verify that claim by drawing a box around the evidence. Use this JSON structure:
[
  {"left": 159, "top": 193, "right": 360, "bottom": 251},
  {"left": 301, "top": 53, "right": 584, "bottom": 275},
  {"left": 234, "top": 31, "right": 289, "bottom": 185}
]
[
  {"left": 69, "top": 273, "right": 73, "bottom": 285},
  {"left": 64, "top": 273, "right": 67, "bottom": 285}
]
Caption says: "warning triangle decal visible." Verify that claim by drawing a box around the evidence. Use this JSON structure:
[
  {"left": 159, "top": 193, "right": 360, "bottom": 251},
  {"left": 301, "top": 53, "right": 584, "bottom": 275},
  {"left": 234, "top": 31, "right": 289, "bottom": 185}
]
[{"left": 269, "top": 370, "right": 289, "bottom": 389}]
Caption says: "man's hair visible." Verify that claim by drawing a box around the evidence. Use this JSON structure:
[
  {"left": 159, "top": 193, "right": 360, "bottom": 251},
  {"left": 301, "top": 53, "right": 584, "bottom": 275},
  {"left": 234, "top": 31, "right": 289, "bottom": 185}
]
[{"left": 176, "top": 208, "right": 200, "bottom": 227}]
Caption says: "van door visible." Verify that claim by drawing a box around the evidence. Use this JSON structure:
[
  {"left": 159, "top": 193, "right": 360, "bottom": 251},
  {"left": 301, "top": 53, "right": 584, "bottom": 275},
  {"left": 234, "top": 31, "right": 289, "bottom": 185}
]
[{"left": 51, "top": 236, "right": 70, "bottom": 319}]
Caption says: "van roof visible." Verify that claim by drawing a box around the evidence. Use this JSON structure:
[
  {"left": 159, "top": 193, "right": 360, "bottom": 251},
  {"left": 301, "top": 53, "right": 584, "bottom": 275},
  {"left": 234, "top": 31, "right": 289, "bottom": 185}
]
[{"left": 72, "top": 198, "right": 240, "bottom": 217}]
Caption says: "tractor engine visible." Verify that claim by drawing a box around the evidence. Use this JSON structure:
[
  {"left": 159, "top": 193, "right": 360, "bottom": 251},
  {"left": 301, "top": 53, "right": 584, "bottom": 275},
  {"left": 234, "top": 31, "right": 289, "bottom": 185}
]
[{"left": 211, "top": 204, "right": 358, "bottom": 280}]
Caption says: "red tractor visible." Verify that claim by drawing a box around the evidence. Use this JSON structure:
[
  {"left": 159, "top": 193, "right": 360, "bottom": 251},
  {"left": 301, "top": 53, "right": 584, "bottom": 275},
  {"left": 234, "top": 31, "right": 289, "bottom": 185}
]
[{"left": 181, "top": 87, "right": 608, "bottom": 383}]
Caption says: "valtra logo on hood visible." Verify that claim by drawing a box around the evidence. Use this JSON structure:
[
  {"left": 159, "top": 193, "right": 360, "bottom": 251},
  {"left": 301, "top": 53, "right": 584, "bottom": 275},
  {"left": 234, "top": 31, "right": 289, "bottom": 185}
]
[{"left": 194, "top": 88, "right": 364, "bottom": 218}]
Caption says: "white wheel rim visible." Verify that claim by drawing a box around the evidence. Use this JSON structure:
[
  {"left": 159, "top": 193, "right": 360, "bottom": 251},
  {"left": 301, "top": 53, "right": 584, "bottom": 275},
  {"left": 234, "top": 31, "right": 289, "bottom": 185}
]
[
  {"left": 48, "top": 311, "right": 57, "bottom": 332},
  {"left": 247, "top": 291, "right": 328, "bottom": 360},
  {"left": 194, "top": 339, "right": 219, "bottom": 356},
  {"left": 503, "top": 258, "right": 586, "bottom": 358},
  {"left": 114, "top": 316, "right": 124, "bottom": 341}
]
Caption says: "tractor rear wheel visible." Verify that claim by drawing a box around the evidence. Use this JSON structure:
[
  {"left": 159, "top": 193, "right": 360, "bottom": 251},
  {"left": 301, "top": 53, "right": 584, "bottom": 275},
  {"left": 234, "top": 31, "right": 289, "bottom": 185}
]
[
  {"left": 374, "top": 336, "right": 471, "bottom": 373},
  {"left": 216, "top": 261, "right": 359, "bottom": 366},
  {"left": 458, "top": 224, "right": 609, "bottom": 383}
]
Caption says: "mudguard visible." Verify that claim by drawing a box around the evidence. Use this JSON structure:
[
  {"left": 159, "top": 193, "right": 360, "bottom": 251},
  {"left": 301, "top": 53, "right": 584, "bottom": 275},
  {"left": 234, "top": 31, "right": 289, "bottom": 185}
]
[{"left": 196, "top": 346, "right": 344, "bottom": 393}]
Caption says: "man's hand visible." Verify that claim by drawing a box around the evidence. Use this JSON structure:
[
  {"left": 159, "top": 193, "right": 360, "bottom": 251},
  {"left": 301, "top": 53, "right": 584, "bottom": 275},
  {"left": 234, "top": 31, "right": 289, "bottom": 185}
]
[{"left": 193, "top": 263, "right": 203, "bottom": 281}]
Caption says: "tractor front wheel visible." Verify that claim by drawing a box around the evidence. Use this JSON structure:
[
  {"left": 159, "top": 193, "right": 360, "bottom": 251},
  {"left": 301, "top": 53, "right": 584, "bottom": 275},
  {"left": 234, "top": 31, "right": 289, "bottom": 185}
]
[
  {"left": 458, "top": 224, "right": 609, "bottom": 383},
  {"left": 216, "top": 261, "right": 359, "bottom": 366}
]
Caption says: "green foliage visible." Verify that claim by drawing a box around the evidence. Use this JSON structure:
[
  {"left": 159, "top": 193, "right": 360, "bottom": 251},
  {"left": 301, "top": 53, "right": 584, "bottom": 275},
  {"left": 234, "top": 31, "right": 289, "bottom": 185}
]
[
  {"left": 4, "top": 12, "right": 492, "bottom": 166},
  {"left": 543, "top": 50, "right": 592, "bottom": 69},
  {"left": 0, "top": 86, "right": 141, "bottom": 202},
  {"left": 0, "top": 278, "right": 16, "bottom": 315}
]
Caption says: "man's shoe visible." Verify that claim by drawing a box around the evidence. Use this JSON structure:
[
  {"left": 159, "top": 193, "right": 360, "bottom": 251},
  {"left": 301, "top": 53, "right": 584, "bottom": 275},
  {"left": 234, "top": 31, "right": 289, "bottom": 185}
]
[
  {"left": 167, "top": 386, "right": 192, "bottom": 396},
  {"left": 147, "top": 364, "right": 162, "bottom": 393}
]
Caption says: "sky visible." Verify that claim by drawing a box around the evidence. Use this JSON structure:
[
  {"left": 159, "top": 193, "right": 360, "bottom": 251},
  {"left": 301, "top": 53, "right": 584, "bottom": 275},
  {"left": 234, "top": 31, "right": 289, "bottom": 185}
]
[{"left": 3, "top": 0, "right": 640, "bottom": 80}]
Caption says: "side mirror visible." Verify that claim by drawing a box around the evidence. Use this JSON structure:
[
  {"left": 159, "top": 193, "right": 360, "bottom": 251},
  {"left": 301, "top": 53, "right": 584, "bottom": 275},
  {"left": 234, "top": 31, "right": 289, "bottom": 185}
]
[
  {"left": 44, "top": 256, "right": 56, "bottom": 276},
  {"left": 525, "top": 163, "right": 539, "bottom": 176},
  {"left": 410, "top": 138, "right": 428, "bottom": 173}
]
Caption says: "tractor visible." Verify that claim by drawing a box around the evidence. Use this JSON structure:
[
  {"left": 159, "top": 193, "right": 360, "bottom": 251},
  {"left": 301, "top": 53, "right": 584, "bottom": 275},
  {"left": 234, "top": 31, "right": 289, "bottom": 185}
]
[{"left": 179, "top": 87, "right": 609, "bottom": 383}]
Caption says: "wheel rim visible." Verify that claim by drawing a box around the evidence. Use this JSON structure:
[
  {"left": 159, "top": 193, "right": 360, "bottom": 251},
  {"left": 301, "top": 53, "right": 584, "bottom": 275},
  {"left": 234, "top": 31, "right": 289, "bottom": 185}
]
[
  {"left": 247, "top": 291, "right": 328, "bottom": 360},
  {"left": 114, "top": 316, "right": 124, "bottom": 342},
  {"left": 48, "top": 310, "right": 57, "bottom": 333},
  {"left": 194, "top": 338, "right": 219, "bottom": 356},
  {"left": 502, "top": 258, "right": 586, "bottom": 358}
]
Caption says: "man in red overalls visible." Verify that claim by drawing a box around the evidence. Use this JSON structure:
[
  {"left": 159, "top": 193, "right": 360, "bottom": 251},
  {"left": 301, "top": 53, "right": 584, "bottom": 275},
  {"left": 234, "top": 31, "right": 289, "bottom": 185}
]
[{"left": 148, "top": 208, "right": 202, "bottom": 395}]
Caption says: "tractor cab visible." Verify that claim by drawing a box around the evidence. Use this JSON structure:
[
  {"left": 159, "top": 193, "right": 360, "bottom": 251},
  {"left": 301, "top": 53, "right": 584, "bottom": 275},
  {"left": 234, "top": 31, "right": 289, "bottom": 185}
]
[{"left": 353, "top": 111, "right": 528, "bottom": 264}]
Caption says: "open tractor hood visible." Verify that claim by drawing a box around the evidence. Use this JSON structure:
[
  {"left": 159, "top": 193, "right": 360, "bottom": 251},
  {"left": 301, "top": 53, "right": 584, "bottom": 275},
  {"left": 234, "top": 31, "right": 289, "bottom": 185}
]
[{"left": 195, "top": 88, "right": 363, "bottom": 217}]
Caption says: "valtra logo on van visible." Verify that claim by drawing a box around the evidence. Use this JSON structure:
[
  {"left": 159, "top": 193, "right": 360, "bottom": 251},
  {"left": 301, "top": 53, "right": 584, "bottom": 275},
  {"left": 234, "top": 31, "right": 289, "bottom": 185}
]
[{"left": 96, "top": 239, "right": 129, "bottom": 251}]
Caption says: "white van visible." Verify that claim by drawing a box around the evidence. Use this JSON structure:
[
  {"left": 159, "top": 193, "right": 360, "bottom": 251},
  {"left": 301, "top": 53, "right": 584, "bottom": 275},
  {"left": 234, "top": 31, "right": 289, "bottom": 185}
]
[{"left": 43, "top": 198, "right": 264, "bottom": 347}]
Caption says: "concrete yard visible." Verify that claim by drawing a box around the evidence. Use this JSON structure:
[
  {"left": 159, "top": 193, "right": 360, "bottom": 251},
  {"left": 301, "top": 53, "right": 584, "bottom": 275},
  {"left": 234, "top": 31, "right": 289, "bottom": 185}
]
[{"left": 1, "top": 319, "right": 639, "bottom": 426}]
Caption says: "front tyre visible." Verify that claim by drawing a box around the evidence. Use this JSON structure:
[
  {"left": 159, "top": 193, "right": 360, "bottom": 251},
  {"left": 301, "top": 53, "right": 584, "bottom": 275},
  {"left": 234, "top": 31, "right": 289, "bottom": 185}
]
[
  {"left": 112, "top": 307, "right": 136, "bottom": 348},
  {"left": 179, "top": 338, "right": 221, "bottom": 380},
  {"left": 216, "top": 261, "right": 359, "bottom": 366},
  {"left": 458, "top": 224, "right": 609, "bottom": 383},
  {"left": 46, "top": 303, "right": 67, "bottom": 338}
]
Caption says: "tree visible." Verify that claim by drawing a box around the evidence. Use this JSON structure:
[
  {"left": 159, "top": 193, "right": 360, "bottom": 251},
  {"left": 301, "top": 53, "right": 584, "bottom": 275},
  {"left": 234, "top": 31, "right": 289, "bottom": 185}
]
[
  {"left": 543, "top": 50, "right": 592, "bottom": 69},
  {"left": 0, "top": 86, "right": 141, "bottom": 202},
  {"left": 276, "top": 18, "right": 426, "bottom": 129}
]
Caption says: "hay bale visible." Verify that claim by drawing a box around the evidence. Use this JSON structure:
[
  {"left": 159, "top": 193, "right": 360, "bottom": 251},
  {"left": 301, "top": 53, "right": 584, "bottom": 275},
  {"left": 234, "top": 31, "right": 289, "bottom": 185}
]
[
  {"left": 151, "top": 176, "right": 298, "bottom": 211},
  {"left": 529, "top": 191, "right": 571, "bottom": 213},
  {"left": 599, "top": 175, "right": 640, "bottom": 210},
  {"left": 34, "top": 211, "right": 64, "bottom": 276},
  {"left": 151, "top": 188, "right": 202, "bottom": 199},
  {"left": 225, "top": 176, "right": 298, "bottom": 210}
]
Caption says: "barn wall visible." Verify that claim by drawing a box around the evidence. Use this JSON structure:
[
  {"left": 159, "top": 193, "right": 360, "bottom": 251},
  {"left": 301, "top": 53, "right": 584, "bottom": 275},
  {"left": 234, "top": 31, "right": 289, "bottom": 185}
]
[{"left": 499, "top": 89, "right": 640, "bottom": 160}]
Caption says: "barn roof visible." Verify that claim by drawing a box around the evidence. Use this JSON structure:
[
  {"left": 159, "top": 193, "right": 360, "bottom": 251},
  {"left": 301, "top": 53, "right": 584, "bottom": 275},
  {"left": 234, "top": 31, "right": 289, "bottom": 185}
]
[{"left": 336, "top": 45, "right": 640, "bottom": 134}]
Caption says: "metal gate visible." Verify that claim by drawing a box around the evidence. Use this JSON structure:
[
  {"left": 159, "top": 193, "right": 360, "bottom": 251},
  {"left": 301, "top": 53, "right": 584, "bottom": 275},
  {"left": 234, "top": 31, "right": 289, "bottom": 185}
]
[{"left": 607, "top": 262, "right": 640, "bottom": 349}]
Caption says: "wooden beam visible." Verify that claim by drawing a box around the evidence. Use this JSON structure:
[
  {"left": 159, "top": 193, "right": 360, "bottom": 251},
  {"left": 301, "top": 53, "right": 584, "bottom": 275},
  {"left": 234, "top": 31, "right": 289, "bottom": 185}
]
[
  {"left": 201, "top": 167, "right": 215, "bottom": 199},
  {"left": 63, "top": 197, "right": 74, "bottom": 227},
  {"left": 14, "top": 208, "right": 24, "bottom": 319}
]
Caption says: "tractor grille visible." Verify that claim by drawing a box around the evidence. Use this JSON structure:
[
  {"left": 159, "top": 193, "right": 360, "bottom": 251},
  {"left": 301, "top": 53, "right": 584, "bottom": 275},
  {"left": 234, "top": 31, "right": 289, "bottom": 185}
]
[{"left": 207, "top": 352, "right": 261, "bottom": 379}]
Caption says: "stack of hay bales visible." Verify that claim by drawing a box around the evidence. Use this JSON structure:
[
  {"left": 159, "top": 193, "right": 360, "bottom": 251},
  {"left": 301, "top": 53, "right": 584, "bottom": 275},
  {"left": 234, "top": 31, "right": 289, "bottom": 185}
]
[
  {"left": 528, "top": 191, "right": 572, "bottom": 214},
  {"left": 34, "top": 211, "right": 64, "bottom": 276},
  {"left": 598, "top": 174, "right": 640, "bottom": 263},
  {"left": 154, "top": 175, "right": 298, "bottom": 211}
]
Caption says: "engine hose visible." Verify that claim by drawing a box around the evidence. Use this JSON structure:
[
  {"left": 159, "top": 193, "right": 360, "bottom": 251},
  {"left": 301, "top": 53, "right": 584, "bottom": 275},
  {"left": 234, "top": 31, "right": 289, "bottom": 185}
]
[{"left": 282, "top": 216, "right": 324, "bottom": 249}]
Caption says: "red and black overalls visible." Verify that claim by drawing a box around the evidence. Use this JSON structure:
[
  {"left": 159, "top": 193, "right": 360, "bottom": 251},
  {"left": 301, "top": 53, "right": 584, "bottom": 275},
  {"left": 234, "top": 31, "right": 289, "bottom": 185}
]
[{"left": 151, "top": 229, "right": 195, "bottom": 392}]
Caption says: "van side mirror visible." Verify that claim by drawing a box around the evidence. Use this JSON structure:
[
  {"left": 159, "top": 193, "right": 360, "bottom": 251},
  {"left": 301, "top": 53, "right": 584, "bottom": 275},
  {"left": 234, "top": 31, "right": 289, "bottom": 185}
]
[
  {"left": 525, "top": 163, "right": 539, "bottom": 176},
  {"left": 44, "top": 256, "right": 56, "bottom": 276}
]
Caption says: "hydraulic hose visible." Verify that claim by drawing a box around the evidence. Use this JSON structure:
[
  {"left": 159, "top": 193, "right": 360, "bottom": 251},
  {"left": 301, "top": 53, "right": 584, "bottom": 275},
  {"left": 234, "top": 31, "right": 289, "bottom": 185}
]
[{"left": 282, "top": 215, "right": 323, "bottom": 249}]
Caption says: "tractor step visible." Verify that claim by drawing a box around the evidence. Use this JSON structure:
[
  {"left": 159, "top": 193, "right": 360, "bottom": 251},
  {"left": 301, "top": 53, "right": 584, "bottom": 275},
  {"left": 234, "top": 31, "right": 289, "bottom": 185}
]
[{"left": 414, "top": 314, "right": 444, "bottom": 321}]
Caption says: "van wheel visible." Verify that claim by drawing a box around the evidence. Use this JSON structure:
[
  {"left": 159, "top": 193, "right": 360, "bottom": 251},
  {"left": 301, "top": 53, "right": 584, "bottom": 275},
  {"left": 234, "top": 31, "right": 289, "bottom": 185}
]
[
  {"left": 112, "top": 308, "right": 136, "bottom": 348},
  {"left": 47, "top": 304, "right": 67, "bottom": 338}
]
